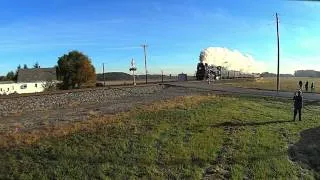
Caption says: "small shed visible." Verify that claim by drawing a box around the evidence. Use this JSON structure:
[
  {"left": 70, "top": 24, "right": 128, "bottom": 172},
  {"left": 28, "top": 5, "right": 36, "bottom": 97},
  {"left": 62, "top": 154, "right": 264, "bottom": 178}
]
[{"left": 178, "top": 73, "right": 187, "bottom": 81}]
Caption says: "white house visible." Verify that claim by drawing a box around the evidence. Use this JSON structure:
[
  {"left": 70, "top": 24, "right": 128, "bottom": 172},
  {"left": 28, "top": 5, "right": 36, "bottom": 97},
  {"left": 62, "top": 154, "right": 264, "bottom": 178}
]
[{"left": 0, "top": 68, "right": 58, "bottom": 95}]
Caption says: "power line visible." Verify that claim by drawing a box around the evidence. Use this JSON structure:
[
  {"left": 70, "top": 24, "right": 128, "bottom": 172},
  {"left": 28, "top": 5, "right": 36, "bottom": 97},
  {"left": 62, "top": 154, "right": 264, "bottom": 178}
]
[{"left": 280, "top": 21, "right": 320, "bottom": 27}]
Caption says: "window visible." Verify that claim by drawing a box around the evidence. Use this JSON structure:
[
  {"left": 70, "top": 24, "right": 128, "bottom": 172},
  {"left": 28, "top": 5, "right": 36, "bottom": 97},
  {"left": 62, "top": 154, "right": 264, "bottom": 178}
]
[{"left": 20, "top": 84, "right": 27, "bottom": 89}]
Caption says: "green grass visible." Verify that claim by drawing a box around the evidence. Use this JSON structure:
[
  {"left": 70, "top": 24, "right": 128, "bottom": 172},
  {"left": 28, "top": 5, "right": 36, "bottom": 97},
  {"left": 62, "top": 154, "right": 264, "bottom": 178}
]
[
  {"left": 0, "top": 95, "right": 320, "bottom": 179},
  {"left": 223, "top": 77, "right": 320, "bottom": 93}
]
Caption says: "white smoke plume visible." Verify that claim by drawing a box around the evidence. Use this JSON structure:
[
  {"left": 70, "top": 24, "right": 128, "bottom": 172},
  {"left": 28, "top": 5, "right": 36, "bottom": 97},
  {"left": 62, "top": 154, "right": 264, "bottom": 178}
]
[{"left": 200, "top": 47, "right": 265, "bottom": 73}]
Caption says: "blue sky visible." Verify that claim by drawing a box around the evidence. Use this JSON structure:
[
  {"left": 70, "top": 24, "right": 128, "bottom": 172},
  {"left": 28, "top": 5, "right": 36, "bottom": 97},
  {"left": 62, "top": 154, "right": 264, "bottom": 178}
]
[{"left": 0, "top": 0, "right": 319, "bottom": 75}]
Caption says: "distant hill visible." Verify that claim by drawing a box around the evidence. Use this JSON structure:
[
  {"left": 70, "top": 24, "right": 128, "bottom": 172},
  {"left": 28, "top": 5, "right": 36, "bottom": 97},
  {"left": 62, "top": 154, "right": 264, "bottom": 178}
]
[
  {"left": 96, "top": 72, "right": 132, "bottom": 81},
  {"left": 136, "top": 74, "right": 175, "bottom": 80},
  {"left": 96, "top": 72, "right": 177, "bottom": 81},
  {"left": 261, "top": 72, "right": 294, "bottom": 77},
  {"left": 294, "top": 70, "right": 320, "bottom": 77}
]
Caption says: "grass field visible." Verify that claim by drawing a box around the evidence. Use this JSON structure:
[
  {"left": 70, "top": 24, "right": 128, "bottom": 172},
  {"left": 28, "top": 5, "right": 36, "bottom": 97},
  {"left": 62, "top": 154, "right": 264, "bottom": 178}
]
[
  {"left": 223, "top": 77, "right": 320, "bottom": 93},
  {"left": 1, "top": 95, "right": 319, "bottom": 179}
]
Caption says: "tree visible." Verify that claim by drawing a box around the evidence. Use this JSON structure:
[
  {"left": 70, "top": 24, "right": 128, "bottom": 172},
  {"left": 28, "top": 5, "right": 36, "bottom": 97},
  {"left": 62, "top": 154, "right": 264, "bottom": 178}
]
[
  {"left": 33, "top": 62, "right": 40, "bottom": 68},
  {"left": 23, "top": 64, "right": 28, "bottom": 69},
  {"left": 6, "top": 71, "right": 15, "bottom": 81},
  {"left": 13, "top": 65, "right": 21, "bottom": 81},
  {"left": 57, "top": 50, "right": 96, "bottom": 89}
]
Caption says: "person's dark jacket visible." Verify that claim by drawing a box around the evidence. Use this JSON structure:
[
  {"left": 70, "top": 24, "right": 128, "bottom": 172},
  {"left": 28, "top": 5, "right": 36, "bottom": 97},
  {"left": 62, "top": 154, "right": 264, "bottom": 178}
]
[{"left": 293, "top": 95, "right": 303, "bottom": 109}]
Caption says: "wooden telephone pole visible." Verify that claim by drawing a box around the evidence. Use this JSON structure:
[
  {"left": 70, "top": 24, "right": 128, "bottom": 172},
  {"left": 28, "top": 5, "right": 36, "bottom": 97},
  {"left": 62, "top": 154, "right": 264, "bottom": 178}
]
[
  {"left": 276, "top": 13, "right": 280, "bottom": 93},
  {"left": 141, "top": 44, "right": 148, "bottom": 84},
  {"left": 103, "top": 63, "right": 105, "bottom": 87}
]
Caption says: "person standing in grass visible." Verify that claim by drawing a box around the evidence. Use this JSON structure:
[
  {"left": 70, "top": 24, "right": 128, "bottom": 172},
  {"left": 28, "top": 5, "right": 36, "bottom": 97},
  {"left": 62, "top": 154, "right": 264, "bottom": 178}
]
[
  {"left": 293, "top": 90, "right": 303, "bottom": 121},
  {"left": 298, "top": 80, "right": 303, "bottom": 90},
  {"left": 305, "top": 81, "right": 309, "bottom": 92},
  {"left": 311, "top": 82, "right": 315, "bottom": 92}
]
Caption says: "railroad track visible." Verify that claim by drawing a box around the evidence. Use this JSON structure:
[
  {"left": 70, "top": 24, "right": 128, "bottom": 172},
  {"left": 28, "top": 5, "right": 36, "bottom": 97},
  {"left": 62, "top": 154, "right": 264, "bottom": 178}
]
[{"left": 0, "top": 80, "right": 175, "bottom": 100}]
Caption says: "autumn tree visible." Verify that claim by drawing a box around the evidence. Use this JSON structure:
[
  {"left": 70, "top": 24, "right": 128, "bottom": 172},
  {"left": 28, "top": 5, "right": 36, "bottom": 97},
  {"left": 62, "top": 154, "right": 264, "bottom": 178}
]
[{"left": 57, "top": 50, "right": 96, "bottom": 89}]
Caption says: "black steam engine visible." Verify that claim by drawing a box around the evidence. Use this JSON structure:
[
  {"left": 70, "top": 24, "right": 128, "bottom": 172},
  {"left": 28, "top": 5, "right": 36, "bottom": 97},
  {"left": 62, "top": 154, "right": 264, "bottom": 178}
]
[
  {"left": 196, "top": 62, "right": 254, "bottom": 81},
  {"left": 196, "top": 63, "right": 221, "bottom": 81},
  {"left": 196, "top": 63, "right": 206, "bottom": 80}
]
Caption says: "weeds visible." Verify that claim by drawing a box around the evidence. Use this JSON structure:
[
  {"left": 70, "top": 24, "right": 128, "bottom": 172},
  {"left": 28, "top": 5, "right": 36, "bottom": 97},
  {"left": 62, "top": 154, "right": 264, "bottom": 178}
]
[{"left": 0, "top": 95, "right": 319, "bottom": 179}]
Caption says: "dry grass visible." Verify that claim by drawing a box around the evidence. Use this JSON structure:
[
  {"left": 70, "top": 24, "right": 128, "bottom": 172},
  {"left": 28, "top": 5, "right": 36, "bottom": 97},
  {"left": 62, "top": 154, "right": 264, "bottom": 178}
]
[
  {"left": 133, "top": 95, "right": 216, "bottom": 112},
  {"left": 0, "top": 115, "right": 120, "bottom": 148},
  {"left": 224, "top": 77, "right": 320, "bottom": 93},
  {"left": 0, "top": 95, "right": 215, "bottom": 148}
]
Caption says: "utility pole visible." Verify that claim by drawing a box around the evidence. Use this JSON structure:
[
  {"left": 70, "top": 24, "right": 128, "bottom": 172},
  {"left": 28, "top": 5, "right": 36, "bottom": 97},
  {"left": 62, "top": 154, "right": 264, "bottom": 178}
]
[
  {"left": 103, "top": 63, "right": 105, "bottom": 87},
  {"left": 276, "top": 13, "right": 280, "bottom": 93},
  {"left": 161, "top": 70, "right": 164, "bottom": 83},
  {"left": 141, "top": 44, "right": 148, "bottom": 84}
]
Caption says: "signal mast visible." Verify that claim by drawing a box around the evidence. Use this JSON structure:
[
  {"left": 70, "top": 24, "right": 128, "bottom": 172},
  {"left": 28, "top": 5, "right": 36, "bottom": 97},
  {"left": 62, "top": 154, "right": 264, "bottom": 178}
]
[{"left": 129, "top": 58, "right": 137, "bottom": 86}]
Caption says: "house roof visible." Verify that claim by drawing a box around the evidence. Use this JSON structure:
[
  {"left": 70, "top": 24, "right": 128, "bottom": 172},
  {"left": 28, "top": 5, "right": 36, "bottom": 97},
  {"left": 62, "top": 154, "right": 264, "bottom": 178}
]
[{"left": 17, "top": 68, "right": 57, "bottom": 83}]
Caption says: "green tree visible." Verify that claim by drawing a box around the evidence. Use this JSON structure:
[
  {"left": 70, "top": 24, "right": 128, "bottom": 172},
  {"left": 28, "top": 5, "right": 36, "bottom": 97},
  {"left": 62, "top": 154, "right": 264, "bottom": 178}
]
[
  {"left": 13, "top": 65, "right": 21, "bottom": 81},
  {"left": 57, "top": 50, "right": 96, "bottom": 89},
  {"left": 23, "top": 64, "right": 28, "bottom": 69},
  {"left": 6, "top": 71, "right": 15, "bottom": 80},
  {"left": 33, "top": 62, "right": 40, "bottom": 68}
]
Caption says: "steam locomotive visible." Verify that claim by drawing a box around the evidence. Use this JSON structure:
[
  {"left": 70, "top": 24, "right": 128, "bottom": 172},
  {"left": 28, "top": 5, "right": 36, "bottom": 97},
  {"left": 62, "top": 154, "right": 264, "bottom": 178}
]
[{"left": 196, "top": 62, "right": 255, "bottom": 81}]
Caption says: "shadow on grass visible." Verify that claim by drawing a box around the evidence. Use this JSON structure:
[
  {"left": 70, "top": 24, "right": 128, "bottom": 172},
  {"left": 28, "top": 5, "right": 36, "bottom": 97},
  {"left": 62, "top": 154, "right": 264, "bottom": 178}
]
[
  {"left": 211, "top": 120, "right": 293, "bottom": 128},
  {"left": 288, "top": 127, "right": 320, "bottom": 175},
  {"left": 303, "top": 100, "right": 320, "bottom": 107}
]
